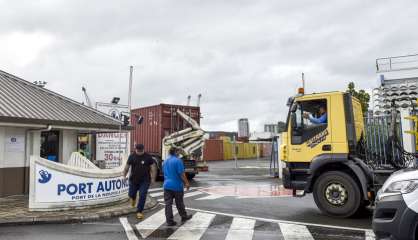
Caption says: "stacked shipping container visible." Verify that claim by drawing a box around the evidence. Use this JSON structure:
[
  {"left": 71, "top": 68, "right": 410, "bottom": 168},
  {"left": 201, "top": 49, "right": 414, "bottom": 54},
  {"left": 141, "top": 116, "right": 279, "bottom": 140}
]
[
  {"left": 202, "top": 139, "right": 273, "bottom": 161},
  {"left": 131, "top": 104, "right": 200, "bottom": 155}
]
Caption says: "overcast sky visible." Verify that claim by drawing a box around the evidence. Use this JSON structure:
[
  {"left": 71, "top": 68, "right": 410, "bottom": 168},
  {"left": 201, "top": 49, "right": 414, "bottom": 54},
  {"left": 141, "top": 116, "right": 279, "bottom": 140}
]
[{"left": 0, "top": 0, "right": 417, "bottom": 132}]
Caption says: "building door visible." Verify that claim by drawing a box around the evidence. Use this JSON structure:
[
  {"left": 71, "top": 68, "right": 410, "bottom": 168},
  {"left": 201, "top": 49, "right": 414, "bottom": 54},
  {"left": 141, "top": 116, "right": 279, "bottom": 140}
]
[{"left": 40, "top": 131, "right": 60, "bottom": 162}]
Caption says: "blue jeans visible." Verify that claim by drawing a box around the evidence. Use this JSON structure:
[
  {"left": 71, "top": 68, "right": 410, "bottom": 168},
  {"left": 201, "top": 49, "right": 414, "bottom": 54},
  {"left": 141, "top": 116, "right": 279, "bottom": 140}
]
[{"left": 128, "top": 181, "right": 150, "bottom": 213}]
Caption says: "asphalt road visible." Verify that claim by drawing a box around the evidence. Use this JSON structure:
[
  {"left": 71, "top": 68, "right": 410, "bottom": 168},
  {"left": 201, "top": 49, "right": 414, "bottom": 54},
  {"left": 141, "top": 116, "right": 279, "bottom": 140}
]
[{"left": 0, "top": 158, "right": 375, "bottom": 240}]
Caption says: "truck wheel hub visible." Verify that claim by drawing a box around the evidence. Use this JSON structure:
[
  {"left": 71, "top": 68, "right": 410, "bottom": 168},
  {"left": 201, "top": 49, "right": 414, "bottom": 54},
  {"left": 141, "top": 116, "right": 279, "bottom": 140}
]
[{"left": 325, "top": 183, "right": 348, "bottom": 206}]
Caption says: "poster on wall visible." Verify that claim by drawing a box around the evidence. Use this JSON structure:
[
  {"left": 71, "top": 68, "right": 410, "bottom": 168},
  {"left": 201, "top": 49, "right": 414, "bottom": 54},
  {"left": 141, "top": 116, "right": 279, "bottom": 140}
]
[
  {"left": 96, "top": 132, "right": 128, "bottom": 169},
  {"left": 5, "top": 135, "right": 25, "bottom": 152},
  {"left": 31, "top": 161, "right": 128, "bottom": 206}
]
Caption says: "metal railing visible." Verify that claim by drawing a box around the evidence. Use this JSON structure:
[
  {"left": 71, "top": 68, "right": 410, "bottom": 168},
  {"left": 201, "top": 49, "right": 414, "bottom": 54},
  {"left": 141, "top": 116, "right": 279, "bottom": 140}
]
[
  {"left": 362, "top": 115, "right": 403, "bottom": 168},
  {"left": 376, "top": 54, "right": 418, "bottom": 73}
]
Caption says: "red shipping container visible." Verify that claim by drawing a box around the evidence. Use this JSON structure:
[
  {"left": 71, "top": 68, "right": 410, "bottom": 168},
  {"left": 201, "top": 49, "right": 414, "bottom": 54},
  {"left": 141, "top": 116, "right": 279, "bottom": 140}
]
[
  {"left": 203, "top": 139, "right": 224, "bottom": 161},
  {"left": 131, "top": 104, "right": 200, "bottom": 155}
]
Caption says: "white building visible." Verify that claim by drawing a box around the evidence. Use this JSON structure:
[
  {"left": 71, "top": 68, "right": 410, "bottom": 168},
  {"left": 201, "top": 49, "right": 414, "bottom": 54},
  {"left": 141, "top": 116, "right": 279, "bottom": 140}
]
[
  {"left": 0, "top": 70, "right": 129, "bottom": 197},
  {"left": 238, "top": 118, "right": 250, "bottom": 138},
  {"left": 373, "top": 54, "right": 418, "bottom": 115},
  {"left": 264, "top": 124, "right": 279, "bottom": 134}
]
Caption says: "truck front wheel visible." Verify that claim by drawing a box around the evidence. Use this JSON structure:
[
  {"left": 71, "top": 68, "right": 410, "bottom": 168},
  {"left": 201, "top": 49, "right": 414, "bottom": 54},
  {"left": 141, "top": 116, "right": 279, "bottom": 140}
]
[{"left": 313, "top": 171, "right": 361, "bottom": 218}]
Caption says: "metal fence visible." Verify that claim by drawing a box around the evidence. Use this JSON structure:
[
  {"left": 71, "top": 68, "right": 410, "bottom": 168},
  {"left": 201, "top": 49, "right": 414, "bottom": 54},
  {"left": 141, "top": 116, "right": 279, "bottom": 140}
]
[{"left": 362, "top": 114, "right": 403, "bottom": 168}]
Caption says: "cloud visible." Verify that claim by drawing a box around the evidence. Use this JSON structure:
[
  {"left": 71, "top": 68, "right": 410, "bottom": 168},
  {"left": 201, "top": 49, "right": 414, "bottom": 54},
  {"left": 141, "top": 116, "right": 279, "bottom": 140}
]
[{"left": 0, "top": 0, "right": 417, "bottom": 132}]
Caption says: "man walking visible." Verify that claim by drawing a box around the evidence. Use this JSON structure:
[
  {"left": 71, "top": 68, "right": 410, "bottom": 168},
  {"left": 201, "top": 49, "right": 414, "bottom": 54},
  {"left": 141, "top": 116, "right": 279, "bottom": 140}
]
[
  {"left": 123, "top": 144, "right": 156, "bottom": 220},
  {"left": 163, "top": 147, "right": 193, "bottom": 226}
]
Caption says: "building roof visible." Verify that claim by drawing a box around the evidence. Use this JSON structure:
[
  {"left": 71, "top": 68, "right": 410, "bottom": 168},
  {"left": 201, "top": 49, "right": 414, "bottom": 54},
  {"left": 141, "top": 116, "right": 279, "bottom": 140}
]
[{"left": 0, "top": 70, "right": 125, "bottom": 130}]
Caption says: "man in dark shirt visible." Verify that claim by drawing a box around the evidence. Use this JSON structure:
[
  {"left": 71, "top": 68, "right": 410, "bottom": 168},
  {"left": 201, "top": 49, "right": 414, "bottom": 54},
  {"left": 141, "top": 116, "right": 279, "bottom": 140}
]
[{"left": 123, "top": 144, "right": 156, "bottom": 220}]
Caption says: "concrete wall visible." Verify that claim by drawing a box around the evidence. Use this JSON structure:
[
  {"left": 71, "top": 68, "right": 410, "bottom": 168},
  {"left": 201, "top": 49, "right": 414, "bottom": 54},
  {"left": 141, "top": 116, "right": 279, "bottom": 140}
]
[
  {"left": 60, "top": 129, "right": 78, "bottom": 164},
  {"left": 0, "top": 127, "right": 41, "bottom": 197}
]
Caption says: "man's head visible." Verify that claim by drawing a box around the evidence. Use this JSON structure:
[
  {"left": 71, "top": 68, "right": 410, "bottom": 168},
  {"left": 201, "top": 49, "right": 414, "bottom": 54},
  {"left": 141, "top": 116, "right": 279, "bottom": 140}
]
[
  {"left": 319, "top": 104, "right": 327, "bottom": 115},
  {"left": 135, "top": 144, "right": 145, "bottom": 155},
  {"left": 169, "top": 147, "right": 179, "bottom": 156}
]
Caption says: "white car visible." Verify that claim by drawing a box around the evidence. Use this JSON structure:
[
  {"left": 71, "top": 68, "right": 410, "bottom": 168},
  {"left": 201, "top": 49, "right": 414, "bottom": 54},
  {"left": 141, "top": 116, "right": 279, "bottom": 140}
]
[{"left": 373, "top": 168, "right": 418, "bottom": 240}]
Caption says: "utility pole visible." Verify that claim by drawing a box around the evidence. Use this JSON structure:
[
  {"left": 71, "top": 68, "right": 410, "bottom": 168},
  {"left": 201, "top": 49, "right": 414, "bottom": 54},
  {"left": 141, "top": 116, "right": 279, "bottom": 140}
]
[
  {"left": 233, "top": 135, "right": 238, "bottom": 169},
  {"left": 197, "top": 93, "right": 202, "bottom": 107},
  {"left": 302, "top": 72, "right": 305, "bottom": 90},
  {"left": 187, "top": 95, "right": 191, "bottom": 106},
  {"left": 128, "top": 66, "right": 133, "bottom": 113}
]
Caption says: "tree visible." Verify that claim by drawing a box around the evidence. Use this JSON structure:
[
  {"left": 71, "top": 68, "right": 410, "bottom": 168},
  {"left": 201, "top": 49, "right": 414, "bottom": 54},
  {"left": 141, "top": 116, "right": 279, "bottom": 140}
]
[{"left": 346, "top": 82, "right": 370, "bottom": 113}]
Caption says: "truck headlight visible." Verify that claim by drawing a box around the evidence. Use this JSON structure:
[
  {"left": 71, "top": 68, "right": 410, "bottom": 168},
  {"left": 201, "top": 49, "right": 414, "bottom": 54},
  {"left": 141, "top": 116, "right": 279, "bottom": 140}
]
[{"left": 384, "top": 180, "right": 418, "bottom": 194}]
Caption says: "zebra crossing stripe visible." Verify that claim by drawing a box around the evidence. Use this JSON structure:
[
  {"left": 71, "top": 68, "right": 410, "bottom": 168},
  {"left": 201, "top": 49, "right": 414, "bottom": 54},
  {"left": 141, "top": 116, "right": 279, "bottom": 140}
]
[
  {"left": 119, "top": 217, "right": 138, "bottom": 240},
  {"left": 183, "top": 191, "right": 205, "bottom": 199},
  {"left": 365, "top": 230, "right": 376, "bottom": 240},
  {"left": 148, "top": 188, "right": 163, "bottom": 192},
  {"left": 150, "top": 191, "right": 164, "bottom": 197},
  {"left": 225, "top": 218, "right": 256, "bottom": 240},
  {"left": 279, "top": 223, "right": 314, "bottom": 240},
  {"left": 168, "top": 212, "right": 215, "bottom": 240},
  {"left": 136, "top": 208, "right": 178, "bottom": 238},
  {"left": 195, "top": 195, "right": 223, "bottom": 200}
]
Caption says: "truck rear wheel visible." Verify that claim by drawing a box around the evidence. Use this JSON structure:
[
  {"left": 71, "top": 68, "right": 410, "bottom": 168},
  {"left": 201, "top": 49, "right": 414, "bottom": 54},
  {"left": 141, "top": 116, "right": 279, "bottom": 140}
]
[{"left": 313, "top": 171, "right": 361, "bottom": 218}]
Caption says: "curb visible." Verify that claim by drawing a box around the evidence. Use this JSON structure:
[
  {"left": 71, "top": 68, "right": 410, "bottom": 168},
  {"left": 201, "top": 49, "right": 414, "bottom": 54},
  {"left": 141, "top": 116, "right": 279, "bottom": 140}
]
[{"left": 0, "top": 197, "right": 159, "bottom": 226}]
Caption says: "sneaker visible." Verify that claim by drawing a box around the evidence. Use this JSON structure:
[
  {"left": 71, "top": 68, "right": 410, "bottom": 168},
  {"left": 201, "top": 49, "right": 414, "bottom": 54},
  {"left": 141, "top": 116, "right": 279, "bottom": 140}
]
[
  {"left": 181, "top": 215, "right": 193, "bottom": 222},
  {"left": 136, "top": 212, "right": 144, "bottom": 220},
  {"left": 166, "top": 221, "right": 177, "bottom": 226},
  {"left": 130, "top": 198, "right": 136, "bottom": 208}
]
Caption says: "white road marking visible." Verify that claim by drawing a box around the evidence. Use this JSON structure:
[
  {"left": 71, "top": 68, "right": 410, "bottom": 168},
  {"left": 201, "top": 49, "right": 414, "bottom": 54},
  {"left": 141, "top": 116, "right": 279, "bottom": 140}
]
[
  {"left": 150, "top": 191, "right": 164, "bottom": 197},
  {"left": 168, "top": 212, "right": 215, "bottom": 240},
  {"left": 148, "top": 187, "right": 163, "bottom": 192},
  {"left": 279, "top": 223, "right": 314, "bottom": 240},
  {"left": 136, "top": 208, "right": 177, "bottom": 238},
  {"left": 119, "top": 217, "right": 138, "bottom": 240},
  {"left": 195, "top": 195, "right": 223, "bottom": 201},
  {"left": 365, "top": 230, "right": 376, "bottom": 240},
  {"left": 225, "top": 218, "right": 256, "bottom": 240},
  {"left": 180, "top": 205, "right": 372, "bottom": 232},
  {"left": 183, "top": 191, "right": 205, "bottom": 199}
]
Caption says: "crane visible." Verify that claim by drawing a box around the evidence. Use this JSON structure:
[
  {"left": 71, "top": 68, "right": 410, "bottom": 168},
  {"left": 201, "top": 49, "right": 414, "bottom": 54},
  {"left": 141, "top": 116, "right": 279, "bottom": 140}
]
[{"left": 81, "top": 86, "right": 93, "bottom": 108}]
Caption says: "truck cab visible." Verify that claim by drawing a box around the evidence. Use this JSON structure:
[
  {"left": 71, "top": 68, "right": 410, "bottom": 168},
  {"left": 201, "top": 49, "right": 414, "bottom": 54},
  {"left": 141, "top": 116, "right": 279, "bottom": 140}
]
[{"left": 280, "top": 91, "right": 373, "bottom": 217}]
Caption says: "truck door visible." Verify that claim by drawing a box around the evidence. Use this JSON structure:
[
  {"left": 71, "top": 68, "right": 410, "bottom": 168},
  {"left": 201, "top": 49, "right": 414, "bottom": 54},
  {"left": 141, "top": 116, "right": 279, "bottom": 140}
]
[{"left": 288, "top": 98, "right": 332, "bottom": 162}]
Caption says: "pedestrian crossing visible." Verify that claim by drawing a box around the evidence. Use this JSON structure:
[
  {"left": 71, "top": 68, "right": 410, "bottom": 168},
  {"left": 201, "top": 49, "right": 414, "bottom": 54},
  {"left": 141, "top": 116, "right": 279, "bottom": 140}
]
[
  {"left": 149, "top": 187, "right": 212, "bottom": 201},
  {"left": 120, "top": 206, "right": 376, "bottom": 240}
]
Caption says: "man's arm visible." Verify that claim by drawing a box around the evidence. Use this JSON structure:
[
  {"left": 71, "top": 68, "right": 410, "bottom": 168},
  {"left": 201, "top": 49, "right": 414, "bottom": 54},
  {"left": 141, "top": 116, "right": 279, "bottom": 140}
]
[
  {"left": 176, "top": 159, "right": 190, "bottom": 190},
  {"left": 308, "top": 114, "right": 322, "bottom": 124},
  {"left": 150, "top": 163, "right": 157, "bottom": 183},
  {"left": 123, "top": 163, "right": 130, "bottom": 178},
  {"left": 181, "top": 173, "right": 190, "bottom": 191},
  {"left": 123, "top": 156, "right": 132, "bottom": 178}
]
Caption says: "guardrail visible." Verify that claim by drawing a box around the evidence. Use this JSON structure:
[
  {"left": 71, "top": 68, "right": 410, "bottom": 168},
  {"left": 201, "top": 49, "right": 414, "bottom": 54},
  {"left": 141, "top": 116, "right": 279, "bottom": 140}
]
[{"left": 67, "top": 152, "right": 100, "bottom": 170}]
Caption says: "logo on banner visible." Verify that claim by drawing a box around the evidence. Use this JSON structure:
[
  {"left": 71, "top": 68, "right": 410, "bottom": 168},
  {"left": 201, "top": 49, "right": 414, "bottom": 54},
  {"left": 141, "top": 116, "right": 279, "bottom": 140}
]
[{"left": 38, "top": 170, "right": 52, "bottom": 184}]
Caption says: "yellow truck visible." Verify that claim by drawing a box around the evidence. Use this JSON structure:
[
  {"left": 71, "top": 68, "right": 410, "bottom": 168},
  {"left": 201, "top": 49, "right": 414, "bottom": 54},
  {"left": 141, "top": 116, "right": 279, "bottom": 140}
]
[{"left": 280, "top": 90, "right": 417, "bottom": 217}]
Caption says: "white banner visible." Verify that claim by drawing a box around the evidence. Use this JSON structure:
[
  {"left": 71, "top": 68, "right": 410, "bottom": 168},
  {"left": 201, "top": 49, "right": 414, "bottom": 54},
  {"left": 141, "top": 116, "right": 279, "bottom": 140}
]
[
  {"left": 32, "top": 161, "right": 128, "bottom": 205},
  {"left": 96, "top": 132, "right": 128, "bottom": 169},
  {"left": 95, "top": 102, "right": 129, "bottom": 121}
]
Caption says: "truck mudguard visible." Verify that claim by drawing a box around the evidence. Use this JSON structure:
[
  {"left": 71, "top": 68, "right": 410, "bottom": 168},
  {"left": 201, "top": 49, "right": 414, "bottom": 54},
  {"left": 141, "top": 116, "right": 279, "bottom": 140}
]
[{"left": 306, "top": 154, "right": 369, "bottom": 200}]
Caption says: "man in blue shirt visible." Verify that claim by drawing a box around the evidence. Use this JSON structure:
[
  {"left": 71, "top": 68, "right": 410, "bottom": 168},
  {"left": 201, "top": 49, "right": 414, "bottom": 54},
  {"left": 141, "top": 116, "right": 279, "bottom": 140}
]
[
  {"left": 163, "top": 147, "right": 192, "bottom": 226},
  {"left": 304, "top": 105, "right": 327, "bottom": 124}
]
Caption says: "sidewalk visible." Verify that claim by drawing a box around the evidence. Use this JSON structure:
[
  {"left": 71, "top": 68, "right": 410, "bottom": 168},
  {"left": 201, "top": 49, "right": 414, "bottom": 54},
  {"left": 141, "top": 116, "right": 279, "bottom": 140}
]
[{"left": 0, "top": 195, "right": 157, "bottom": 226}]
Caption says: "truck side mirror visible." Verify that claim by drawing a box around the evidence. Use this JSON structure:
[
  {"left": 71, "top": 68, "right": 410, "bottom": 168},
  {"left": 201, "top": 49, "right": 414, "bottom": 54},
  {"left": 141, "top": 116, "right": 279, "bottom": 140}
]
[{"left": 291, "top": 112, "right": 297, "bottom": 130}]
